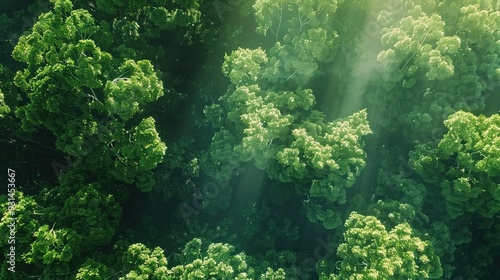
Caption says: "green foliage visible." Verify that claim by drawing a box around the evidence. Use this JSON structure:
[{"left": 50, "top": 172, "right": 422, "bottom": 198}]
[
  {"left": 367, "top": 200, "right": 426, "bottom": 230},
  {"left": 71, "top": 0, "right": 202, "bottom": 61},
  {"left": 378, "top": 13, "right": 458, "bottom": 81},
  {"left": 2, "top": 0, "right": 499, "bottom": 279},
  {"left": 169, "top": 238, "right": 258, "bottom": 279},
  {"left": 408, "top": 110, "right": 500, "bottom": 278},
  {"left": 260, "top": 267, "right": 286, "bottom": 280},
  {"left": 369, "top": 0, "right": 500, "bottom": 141},
  {"left": 411, "top": 111, "right": 500, "bottom": 219},
  {"left": 248, "top": 250, "right": 300, "bottom": 280},
  {"left": 120, "top": 243, "right": 169, "bottom": 279},
  {"left": 12, "top": 0, "right": 166, "bottom": 190},
  {"left": 75, "top": 259, "right": 109, "bottom": 280},
  {"left": 222, "top": 48, "right": 268, "bottom": 86},
  {"left": 0, "top": 91, "right": 9, "bottom": 118},
  {"left": 319, "top": 211, "right": 442, "bottom": 279},
  {"left": 58, "top": 182, "right": 122, "bottom": 246},
  {"left": 203, "top": 128, "right": 244, "bottom": 183},
  {"left": 253, "top": 0, "right": 344, "bottom": 85},
  {"left": 0, "top": 192, "right": 42, "bottom": 250},
  {"left": 24, "top": 224, "right": 81, "bottom": 265},
  {"left": 104, "top": 60, "right": 164, "bottom": 121},
  {"left": 205, "top": 38, "right": 371, "bottom": 228},
  {"left": 374, "top": 148, "right": 428, "bottom": 212},
  {"left": 115, "top": 117, "right": 167, "bottom": 191}
]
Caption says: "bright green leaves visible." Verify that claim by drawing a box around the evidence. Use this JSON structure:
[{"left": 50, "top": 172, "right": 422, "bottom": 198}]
[
  {"left": 109, "top": 117, "right": 167, "bottom": 191},
  {"left": 81, "top": 0, "right": 201, "bottom": 59},
  {"left": 6, "top": 172, "right": 122, "bottom": 276},
  {"left": 253, "top": 0, "right": 286, "bottom": 37},
  {"left": 278, "top": 110, "right": 371, "bottom": 185},
  {"left": 261, "top": 268, "right": 286, "bottom": 279},
  {"left": 14, "top": 6, "right": 100, "bottom": 69},
  {"left": 68, "top": 39, "right": 112, "bottom": 89},
  {"left": 241, "top": 102, "right": 294, "bottom": 170},
  {"left": 75, "top": 259, "right": 109, "bottom": 280},
  {"left": 440, "top": 111, "right": 500, "bottom": 177},
  {"left": 412, "top": 111, "right": 500, "bottom": 219},
  {"left": 321, "top": 212, "right": 442, "bottom": 279},
  {"left": 206, "top": 3, "right": 372, "bottom": 228},
  {"left": 65, "top": 9, "right": 99, "bottom": 41},
  {"left": 458, "top": 4, "right": 500, "bottom": 49},
  {"left": 95, "top": 0, "right": 148, "bottom": 15},
  {"left": 371, "top": 1, "right": 500, "bottom": 142},
  {"left": 265, "top": 88, "right": 315, "bottom": 112},
  {"left": 0, "top": 91, "right": 9, "bottom": 118},
  {"left": 282, "top": 111, "right": 371, "bottom": 229},
  {"left": 294, "top": 27, "right": 334, "bottom": 61},
  {"left": 145, "top": 5, "right": 201, "bottom": 30},
  {"left": 253, "top": 0, "right": 341, "bottom": 40},
  {"left": 120, "top": 243, "right": 168, "bottom": 280},
  {"left": 121, "top": 117, "right": 166, "bottom": 172},
  {"left": 58, "top": 116, "right": 99, "bottom": 156},
  {"left": 435, "top": 36, "right": 461, "bottom": 55},
  {"left": 13, "top": 5, "right": 110, "bottom": 135},
  {"left": 13, "top": 1, "right": 166, "bottom": 191},
  {"left": 170, "top": 238, "right": 255, "bottom": 280},
  {"left": 207, "top": 69, "right": 372, "bottom": 228},
  {"left": 0, "top": 65, "right": 12, "bottom": 119},
  {"left": 24, "top": 224, "right": 81, "bottom": 265},
  {"left": 104, "top": 60, "right": 164, "bottom": 121},
  {"left": 226, "top": 85, "right": 263, "bottom": 124},
  {"left": 51, "top": 0, "right": 72, "bottom": 14},
  {"left": 0, "top": 192, "right": 41, "bottom": 247},
  {"left": 253, "top": 0, "right": 343, "bottom": 85},
  {"left": 222, "top": 48, "right": 268, "bottom": 86},
  {"left": 378, "top": 13, "right": 456, "bottom": 81}
]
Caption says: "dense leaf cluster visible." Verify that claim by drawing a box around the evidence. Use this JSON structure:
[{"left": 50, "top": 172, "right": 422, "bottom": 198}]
[{"left": 0, "top": 0, "right": 498, "bottom": 279}]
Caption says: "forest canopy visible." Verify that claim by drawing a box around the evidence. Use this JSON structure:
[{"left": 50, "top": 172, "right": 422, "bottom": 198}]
[{"left": 0, "top": 0, "right": 499, "bottom": 279}]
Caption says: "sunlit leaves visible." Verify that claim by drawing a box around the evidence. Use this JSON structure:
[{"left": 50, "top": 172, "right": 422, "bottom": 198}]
[
  {"left": 169, "top": 238, "right": 256, "bottom": 280},
  {"left": 277, "top": 110, "right": 371, "bottom": 184},
  {"left": 0, "top": 91, "right": 9, "bottom": 118},
  {"left": 222, "top": 48, "right": 268, "bottom": 86},
  {"left": 12, "top": 1, "right": 166, "bottom": 191},
  {"left": 371, "top": 0, "right": 500, "bottom": 141},
  {"left": 378, "top": 13, "right": 456, "bottom": 81},
  {"left": 130, "top": 117, "right": 167, "bottom": 169},
  {"left": 411, "top": 111, "right": 500, "bottom": 219},
  {"left": 241, "top": 103, "right": 293, "bottom": 169},
  {"left": 51, "top": 0, "right": 72, "bottom": 14},
  {"left": 113, "top": 117, "right": 167, "bottom": 191},
  {"left": 320, "top": 211, "right": 442, "bottom": 279},
  {"left": 24, "top": 225, "right": 81, "bottom": 265},
  {"left": 104, "top": 60, "right": 164, "bottom": 121},
  {"left": 120, "top": 243, "right": 168, "bottom": 280},
  {"left": 207, "top": 9, "right": 371, "bottom": 227},
  {"left": 13, "top": 4, "right": 110, "bottom": 140},
  {"left": 458, "top": 4, "right": 500, "bottom": 48},
  {"left": 253, "top": 0, "right": 343, "bottom": 85},
  {"left": 0, "top": 192, "right": 42, "bottom": 247},
  {"left": 75, "top": 259, "right": 109, "bottom": 280}
]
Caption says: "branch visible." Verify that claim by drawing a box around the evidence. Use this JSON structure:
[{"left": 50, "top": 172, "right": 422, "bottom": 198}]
[
  {"left": 298, "top": 10, "right": 310, "bottom": 34},
  {"left": 112, "top": 77, "right": 130, "bottom": 83},
  {"left": 271, "top": 3, "right": 284, "bottom": 41},
  {"left": 285, "top": 69, "right": 298, "bottom": 82}
]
